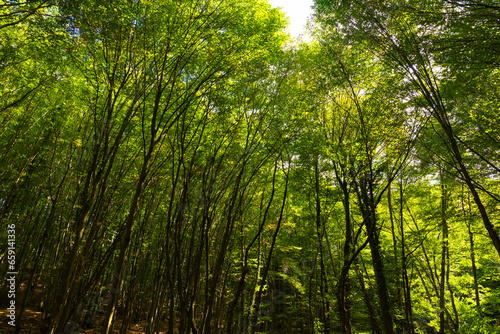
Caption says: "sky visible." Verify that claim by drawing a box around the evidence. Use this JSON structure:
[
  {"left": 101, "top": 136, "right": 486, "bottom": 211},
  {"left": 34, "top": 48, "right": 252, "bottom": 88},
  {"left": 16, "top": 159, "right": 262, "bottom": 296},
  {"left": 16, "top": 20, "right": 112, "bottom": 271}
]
[{"left": 268, "top": 0, "right": 315, "bottom": 38}]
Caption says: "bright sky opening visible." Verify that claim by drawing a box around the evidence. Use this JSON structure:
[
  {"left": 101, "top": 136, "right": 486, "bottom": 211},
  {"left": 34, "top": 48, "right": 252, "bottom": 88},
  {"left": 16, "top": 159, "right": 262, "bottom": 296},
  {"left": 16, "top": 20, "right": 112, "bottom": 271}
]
[{"left": 268, "top": 0, "right": 315, "bottom": 38}]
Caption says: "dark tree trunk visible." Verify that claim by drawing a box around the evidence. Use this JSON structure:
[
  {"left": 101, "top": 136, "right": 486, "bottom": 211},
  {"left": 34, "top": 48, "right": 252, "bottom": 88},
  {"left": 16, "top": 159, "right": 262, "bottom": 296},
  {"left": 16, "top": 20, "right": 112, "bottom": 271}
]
[
  {"left": 439, "top": 174, "right": 448, "bottom": 334},
  {"left": 357, "top": 178, "right": 395, "bottom": 334}
]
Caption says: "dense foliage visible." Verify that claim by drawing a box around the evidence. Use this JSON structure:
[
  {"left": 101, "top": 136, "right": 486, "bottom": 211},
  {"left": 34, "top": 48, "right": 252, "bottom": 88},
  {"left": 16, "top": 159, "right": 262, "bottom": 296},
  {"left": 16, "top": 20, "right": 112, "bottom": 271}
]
[{"left": 0, "top": 0, "right": 499, "bottom": 333}]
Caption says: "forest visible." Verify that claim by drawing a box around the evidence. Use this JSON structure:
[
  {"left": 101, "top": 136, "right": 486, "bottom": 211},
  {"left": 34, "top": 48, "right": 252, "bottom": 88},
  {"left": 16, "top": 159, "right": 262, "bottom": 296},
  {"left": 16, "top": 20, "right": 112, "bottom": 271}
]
[{"left": 0, "top": 0, "right": 499, "bottom": 333}]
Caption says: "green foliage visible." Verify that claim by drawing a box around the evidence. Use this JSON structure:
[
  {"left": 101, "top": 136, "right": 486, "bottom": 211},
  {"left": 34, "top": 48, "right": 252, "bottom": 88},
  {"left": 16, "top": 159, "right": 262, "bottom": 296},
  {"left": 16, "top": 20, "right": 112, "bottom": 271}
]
[{"left": 1, "top": 0, "right": 499, "bottom": 333}]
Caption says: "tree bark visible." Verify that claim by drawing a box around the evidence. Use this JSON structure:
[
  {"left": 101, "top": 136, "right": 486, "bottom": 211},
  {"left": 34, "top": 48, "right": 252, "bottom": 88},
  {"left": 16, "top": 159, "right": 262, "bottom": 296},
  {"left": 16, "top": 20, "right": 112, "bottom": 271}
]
[
  {"left": 439, "top": 174, "right": 448, "bottom": 334},
  {"left": 357, "top": 178, "right": 395, "bottom": 334}
]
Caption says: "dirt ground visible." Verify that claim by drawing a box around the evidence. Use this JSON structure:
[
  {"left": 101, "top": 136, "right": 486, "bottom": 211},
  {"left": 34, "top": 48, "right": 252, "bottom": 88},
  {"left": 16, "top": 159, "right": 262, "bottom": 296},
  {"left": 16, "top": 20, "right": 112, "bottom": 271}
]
[{"left": 0, "top": 308, "right": 157, "bottom": 334}]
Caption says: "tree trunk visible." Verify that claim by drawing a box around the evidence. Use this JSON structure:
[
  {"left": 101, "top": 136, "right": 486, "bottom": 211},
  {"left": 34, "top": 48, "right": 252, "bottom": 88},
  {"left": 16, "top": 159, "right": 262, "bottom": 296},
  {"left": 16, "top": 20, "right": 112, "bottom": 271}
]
[
  {"left": 400, "top": 182, "right": 414, "bottom": 334},
  {"left": 357, "top": 178, "right": 394, "bottom": 334},
  {"left": 314, "top": 159, "right": 331, "bottom": 333},
  {"left": 102, "top": 147, "right": 152, "bottom": 334},
  {"left": 251, "top": 169, "right": 289, "bottom": 333},
  {"left": 337, "top": 179, "right": 352, "bottom": 334},
  {"left": 439, "top": 173, "right": 448, "bottom": 334},
  {"left": 355, "top": 258, "right": 381, "bottom": 334}
]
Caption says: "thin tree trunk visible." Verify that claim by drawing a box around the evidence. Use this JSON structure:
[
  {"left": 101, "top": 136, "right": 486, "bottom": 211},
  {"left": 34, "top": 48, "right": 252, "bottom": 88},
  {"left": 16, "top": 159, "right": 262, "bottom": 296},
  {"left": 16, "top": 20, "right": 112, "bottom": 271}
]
[
  {"left": 439, "top": 173, "right": 448, "bottom": 334},
  {"left": 439, "top": 114, "right": 500, "bottom": 259},
  {"left": 357, "top": 179, "right": 395, "bottom": 334},
  {"left": 332, "top": 160, "right": 352, "bottom": 334},
  {"left": 227, "top": 165, "right": 278, "bottom": 332},
  {"left": 461, "top": 186, "right": 481, "bottom": 310},
  {"left": 354, "top": 259, "right": 380, "bottom": 334},
  {"left": 399, "top": 182, "right": 414, "bottom": 334},
  {"left": 103, "top": 146, "right": 152, "bottom": 334},
  {"left": 337, "top": 179, "right": 352, "bottom": 334},
  {"left": 250, "top": 168, "right": 289, "bottom": 333},
  {"left": 314, "top": 159, "right": 331, "bottom": 333}
]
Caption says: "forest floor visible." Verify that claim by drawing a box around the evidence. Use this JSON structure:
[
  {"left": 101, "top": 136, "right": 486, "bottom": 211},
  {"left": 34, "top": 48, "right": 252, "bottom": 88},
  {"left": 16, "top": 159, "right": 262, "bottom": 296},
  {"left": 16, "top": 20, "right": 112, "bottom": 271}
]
[
  {"left": 0, "top": 283, "right": 166, "bottom": 333},
  {"left": 0, "top": 307, "right": 159, "bottom": 333}
]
